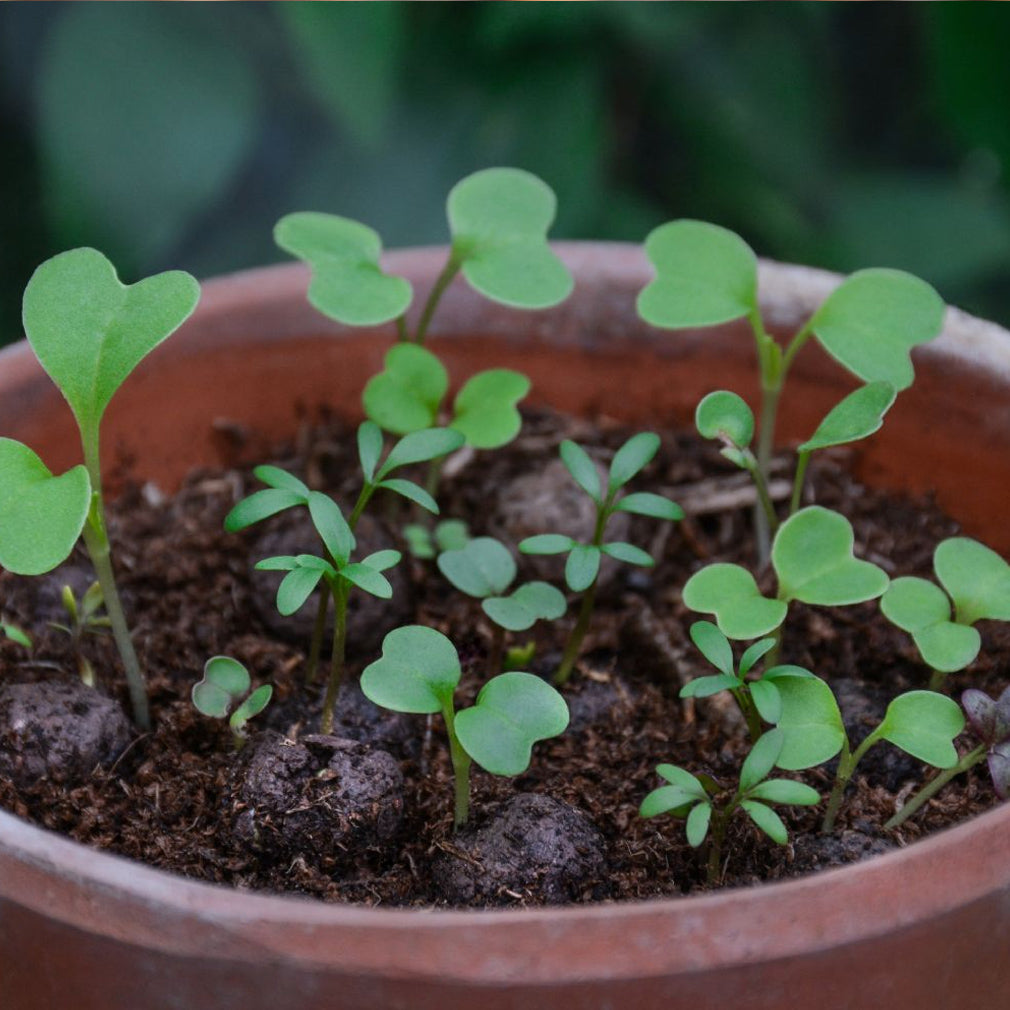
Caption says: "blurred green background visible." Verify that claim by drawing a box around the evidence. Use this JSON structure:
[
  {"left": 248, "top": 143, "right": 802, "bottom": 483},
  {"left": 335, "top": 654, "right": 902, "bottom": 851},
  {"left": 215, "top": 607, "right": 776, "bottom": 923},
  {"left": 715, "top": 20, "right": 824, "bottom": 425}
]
[{"left": 2, "top": 1, "right": 1009, "bottom": 346}]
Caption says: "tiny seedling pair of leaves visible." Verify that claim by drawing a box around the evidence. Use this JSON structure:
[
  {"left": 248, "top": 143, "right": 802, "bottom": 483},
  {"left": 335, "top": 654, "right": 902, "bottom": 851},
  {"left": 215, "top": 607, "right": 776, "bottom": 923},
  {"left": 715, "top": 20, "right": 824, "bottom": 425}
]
[
  {"left": 360, "top": 625, "right": 569, "bottom": 777},
  {"left": 639, "top": 730, "right": 819, "bottom": 847},
  {"left": 275, "top": 167, "right": 573, "bottom": 328},
  {"left": 519, "top": 433, "right": 683, "bottom": 592},
  {"left": 882, "top": 538, "right": 1010, "bottom": 674},
  {"left": 770, "top": 675, "right": 964, "bottom": 771},
  {"left": 963, "top": 686, "right": 1010, "bottom": 799},
  {"left": 437, "top": 536, "right": 566, "bottom": 632},
  {"left": 191, "top": 655, "right": 272, "bottom": 745},
  {"left": 682, "top": 621, "right": 814, "bottom": 724},
  {"left": 637, "top": 220, "right": 945, "bottom": 391},
  {"left": 683, "top": 506, "right": 889, "bottom": 640},
  {"left": 362, "top": 343, "right": 529, "bottom": 448},
  {"left": 403, "top": 518, "right": 470, "bottom": 560}
]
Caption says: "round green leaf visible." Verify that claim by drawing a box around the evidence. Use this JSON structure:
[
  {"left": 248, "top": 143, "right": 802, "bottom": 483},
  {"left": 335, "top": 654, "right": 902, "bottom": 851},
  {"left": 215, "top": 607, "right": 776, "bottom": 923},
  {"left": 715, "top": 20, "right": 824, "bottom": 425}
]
[
  {"left": 934, "top": 537, "right": 1010, "bottom": 626},
  {"left": 689, "top": 620, "right": 734, "bottom": 676},
  {"left": 447, "top": 167, "right": 573, "bottom": 309},
  {"left": 451, "top": 369, "right": 530, "bottom": 449},
  {"left": 191, "top": 681, "right": 232, "bottom": 719},
  {"left": 203, "top": 655, "right": 251, "bottom": 697},
  {"left": 378, "top": 427, "right": 465, "bottom": 477},
  {"left": 773, "top": 507, "right": 889, "bottom": 606},
  {"left": 363, "top": 344, "right": 447, "bottom": 436},
  {"left": 695, "top": 390, "right": 755, "bottom": 448},
  {"left": 482, "top": 581, "right": 567, "bottom": 632},
  {"left": 0, "top": 439, "right": 91, "bottom": 576},
  {"left": 637, "top": 220, "right": 758, "bottom": 329},
  {"left": 360, "top": 625, "right": 461, "bottom": 714},
  {"left": 559, "top": 441, "right": 601, "bottom": 502},
  {"left": 608, "top": 432, "right": 660, "bottom": 492},
  {"left": 741, "top": 800, "right": 788, "bottom": 844},
  {"left": 435, "top": 520, "right": 470, "bottom": 553},
  {"left": 454, "top": 671, "right": 569, "bottom": 776},
  {"left": 614, "top": 492, "right": 684, "bottom": 521},
  {"left": 682, "top": 564, "right": 787, "bottom": 640},
  {"left": 772, "top": 676, "right": 846, "bottom": 770},
  {"left": 878, "top": 691, "right": 965, "bottom": 768},
  {"left": 519, "top": 534, "right": 576, "bottom": 556},
  {"left": 565, "top": 544, "right": 601, "bottom": 592},
  {"left": 685, "top": 801, "right": 713, "bottom": 847},
  {"left": 809, "top": 268, "right": 945, "bottom": 390},
  {"left": 799, "top": 382, "right": 897, "bottom": 453},
  {"left": 22, "top": 248, "right": 200, "bottom": 439},
  {"left": 275, "top": 212, "right": 412, "bottom": 326},
  {"left": 437, "top": 537, "right": 516, "bottom": 599}
]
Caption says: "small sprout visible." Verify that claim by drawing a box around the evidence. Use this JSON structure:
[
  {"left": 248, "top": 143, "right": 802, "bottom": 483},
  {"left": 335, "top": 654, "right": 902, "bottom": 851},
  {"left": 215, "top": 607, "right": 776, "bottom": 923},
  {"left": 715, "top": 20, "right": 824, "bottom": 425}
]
[
  {"left": 437, "top": 536, "right": 565, "bottom": 677},
  {"left": 403, "top": 518, "right": 471, "bottom": 560},
  {"left": 519, "top": 433, "right": 683, "bottom": 684},
  {"left": 1, "top": 623, "right": 31, "bottom": 649},
  {"left": 640, "top": 730, "right": 819, "bottom": 884},
  {"left": 360, "top": 626, "right": 568, "bottom": 828},
  {"left": 50, "top": 581, "right": 110, "bottom": 687},
  {"left": 504, "top": 640, "right": 537, "bottom": 671},
  {"left": 882, "top": 537, "right": 1010, "bottom": 689},
  {"left": 191, "top": 656, "right": 273, "bottom": 751}
]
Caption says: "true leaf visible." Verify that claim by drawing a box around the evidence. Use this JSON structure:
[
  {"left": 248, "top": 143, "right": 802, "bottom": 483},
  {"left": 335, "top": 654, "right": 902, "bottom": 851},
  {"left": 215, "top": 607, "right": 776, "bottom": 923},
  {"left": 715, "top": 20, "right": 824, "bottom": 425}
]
[
  {"left": 1, "top": 624, "right": 32, "bottom": 649},
  {"left": 22, "top": 248, "right": 200, "bottom": 442},
  {"left": 682, "top": 563, "right": 787, "bottom": 640},
  {"left": 519, "top": 534, "right": 576, "bottom": 556},
  {"left": 600, "top": 542, "right": 654, "bottom": 567},
  {"left": 639, "top": 787, "right": 700, "bottom": 820},
  {"left": 357, "top": 421, "right": 384, "bottom": 483},
  {"left": 565, "top": 544, "right": 601, "bottom": 592},
  {"left": 360, "top": 549, "right": 401, "bottom": 572},
  {"left": 747, "top": 779, "right": 820, "bottom": 806},
  {"left": 608, "top": 432, "right": 660, "bottom": 492},
  {"left": 437, "top": 537, "right": 516, "bottom": 598},
  {"left": 377, "top": 427, "right": 465, "bottom": 477},
  {"left": 740, "top": 729, "right": 784, "bottom": 791},
  {"left": 340, "top": 563, "right": 393, "bottom": 599},
  {"left": 685, "top": 801, "right": 713, "bottom": 846},
  {"left": 695, "top": 390, "right": 755, "bottom": 448},
  {"left": 363, "top": 344, "right": 448, "bottom": 436},
  {"left": 739, "top": 637, "right": 777, "bottom": 678},
  {"left": 680, "top": 674, "right": 741, "bottom": 699},
  {"left": 450, "top": 369, "right": 530, "bottom": 449},
  {"left": 0, "top": 439, "right": 91, "bottom": 576},
  {"left": 773, "top": 507, "right": 888, "bottom": 606},
  {"left": 656, "top": 764, "right": 707, "bottom": 796},
  {"left": 252, "top": 466, "right": 310, "bottom": 497},
  {"left": 741, "top": 800, "right": 788, "bottom": 844},
  {"left": 308, "top": 492, "right": 354, "bottom": 564},
  {"left": 614, "top": 492, "right": 684, "bottom": 521},
  {"left": 773, "top": 676, "right": 847, "bottom": 770},
  {"left": 934, "top": 537, "right": 1010, "bottom": 626},
  {"left": 360, "top": 625, "right": 461, "bottom": 714},
  {"left": 254, "top": 556, "right": 299, "bottom": 572},
  {"left": 454, "top": 672, "right": 569, "bottom": 776},
  {"left": 276, "top": 566, "right": 325, "bottom": 616},
  {"left": 559, "top": 440, "right": 601, "bottom": 502},
  {"left": 637, "top": 220, "right": 758, "bottom": 328},
  {"left": 275, "top": 212, "right": 412, "bottom": 326},
  {"left": 690, "top": 620, "right": 734, "bottom": 676},
  {"left": 749, "top": 679, "right": 783, "bottom": 723},
  {"left": 799, "top": 382, "right": 897, "bottom": 453},
  {"left": 482, "top": 582, "right": 567, "bottom": 632},
  {"left": 878, "top": 691, "right": 965, "bottom": 768},
  {"left": 224, "top": 489, "right": 306, "bottom": 532},
  {"left": 808, "top": 268, "right": 945, "bottom": 390},
  {"left": 447, "top": 167, "right": 573, "bottom": 309},
  {"left": 377, "top": 478, "right": 439, "bottom": 514}
]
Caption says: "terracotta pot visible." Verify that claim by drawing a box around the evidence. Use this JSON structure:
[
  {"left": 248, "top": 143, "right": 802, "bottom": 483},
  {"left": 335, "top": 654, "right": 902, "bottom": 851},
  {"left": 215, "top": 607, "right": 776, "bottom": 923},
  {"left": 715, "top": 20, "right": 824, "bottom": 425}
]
[{"left": 2, "top": 244, "right": 1009, "bottom": 1010}]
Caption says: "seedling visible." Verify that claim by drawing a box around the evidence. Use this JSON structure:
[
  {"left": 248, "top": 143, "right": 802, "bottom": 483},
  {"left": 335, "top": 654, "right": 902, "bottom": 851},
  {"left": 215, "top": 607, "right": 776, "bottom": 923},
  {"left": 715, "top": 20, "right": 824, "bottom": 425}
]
[
  {"left": 886, "top": 686, "right": 1010, "bottom": 829},
  {"left": 403, "top": 518, "right": 470, "bottom": 560},
  {"left": 765, "top": 674, "right": 964, "bottom": 831},
  {"left": 191, "top": 656, "right": 272, "bottom": 751},
  {"left": 638, "top": 220, "right": 943, "bottom": 559},
  {"left": 681, "top": 621, "right": 815, "bottom": 742},
  {"left": 881, "top": 537, "right": 1010, "bottom": 690},
  {"left": 640, "top": 729, "right": 819, "bottom": 884},
  {"left": 49, "top": 581, "right": 110, "bottom": 688},
  {"left": 225, "top": 423, "right": 463, "bottom": 696},
  {"left": 0, "top": 622, "right": 31, "bottom": 649},
  {"left": 0, "top": 249, "right": 200, "bottom": 728},
  {"left": 360, "top": 625, "right": 568, "bottom": 828},
  {"left": 437, "top": 536, "right": 566, "bottom": 677},
  {"left": 520, "top": 432, "right": 683, "bottom": 684}
]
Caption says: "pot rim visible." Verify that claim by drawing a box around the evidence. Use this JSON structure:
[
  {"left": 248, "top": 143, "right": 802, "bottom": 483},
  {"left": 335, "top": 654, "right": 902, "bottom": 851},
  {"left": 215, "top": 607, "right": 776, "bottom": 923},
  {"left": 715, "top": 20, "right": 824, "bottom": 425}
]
[{"left": 2, "top": 242, "right": 1010, "bottom": 985}]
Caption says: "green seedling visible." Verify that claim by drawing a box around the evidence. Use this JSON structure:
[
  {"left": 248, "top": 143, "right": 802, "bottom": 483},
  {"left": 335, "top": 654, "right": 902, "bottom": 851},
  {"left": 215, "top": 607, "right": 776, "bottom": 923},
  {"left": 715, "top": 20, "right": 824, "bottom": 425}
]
[
  {"left": 403, "top": 518, "right": 470, "bottom": 560},
  {"left": 639, "top": 220, "right": 943, "bottom": 560},
  {"left": 520, "top": 432, "right": 683, "bottom": 685},
  {"left": 887, "top": 686, "right": 1010, "bottom": 829},
  {"left": 0, "top": 249, "right": 200, "bottom": 728},
  {"left": 0, "top": 622, "right": 31, "bottom": 649},
  {"left": 437, "top": 536, "right": 566, "bottom": 678},
  {"left": 504, "top": 640, "right": 537, "bottom": 671},
  {"left": 881, "top": 537, "right": 1010, "bottom": 690},
  {"left": 225, "top": 423, "right": 462, "bottom": 699},
  {"left": 361, "top": 625, "right": 568, "bottom": 829},
  {"left": 683, "top": 506, "right": 888, "bottom": 652},
  {"left": 766, "top": 674, "right": 964, "bottom": 831},
  {"left": 640, "top": 729, "right": 819, "bottom": 885},
  {"left": 191, "top": 655, "right": 272, "bottom": 751},
  {"left": 681, "top": 621, "right": 815, "bottom": 742},
  {"left": 49, "top": 581, "right": 110, "bottom": 687}
]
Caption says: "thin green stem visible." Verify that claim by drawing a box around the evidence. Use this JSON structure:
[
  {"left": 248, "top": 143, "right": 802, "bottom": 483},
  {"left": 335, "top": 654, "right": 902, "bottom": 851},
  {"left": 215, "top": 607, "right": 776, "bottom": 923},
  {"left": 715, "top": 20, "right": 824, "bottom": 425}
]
[
  {"left": 706, "top": 799, "right": 737, "bottom": 886},
  {"left": 395, "top": 315, "right": 408, "bottom": 344},
  {"left": 790, "top": 450, "right": 812, "bottom": 516},
  {"left": 732, "top": 687, "right": 764, "bottom": 744},
  {"left": 414, "top": 251, "right": 462, "bottom": 345},
  {"left": 319, "top": 579, "right": 348, "bottom": 735},
  {"left": 305, "top": 583, "right": 330, "bottom": 685},
  {"left": 348, "top": 485, "right": 374, "bottom": 531},
  {"left": 928, "top": 667, "right": 947, "bottom": 692},
  {"left": 744, "top": 455, "right": 779, "bottom": 537},
  {"left": 822, "top": 730, "right": 880, "bottom": 832},
  {"left": 486, "top": 623, "right": 506, "bottom": 681},
  {"left": 443, "top": 701, "right": 473, "bottom": 830},
  {"left": 885, "top": 743, "right": 988, "bottom": 830}
]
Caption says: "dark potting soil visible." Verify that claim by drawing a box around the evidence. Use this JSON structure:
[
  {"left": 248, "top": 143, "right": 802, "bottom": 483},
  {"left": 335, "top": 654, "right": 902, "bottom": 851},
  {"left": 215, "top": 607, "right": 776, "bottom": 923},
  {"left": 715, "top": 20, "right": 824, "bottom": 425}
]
[{"left": 0, "top": 407, "right": 1005, "bottom": 908}]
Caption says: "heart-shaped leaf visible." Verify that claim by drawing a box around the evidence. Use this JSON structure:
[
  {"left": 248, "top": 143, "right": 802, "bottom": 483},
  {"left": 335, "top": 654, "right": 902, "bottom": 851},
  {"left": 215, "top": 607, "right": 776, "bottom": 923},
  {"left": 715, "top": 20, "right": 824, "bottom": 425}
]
[
  {"left": 881, "top": 576, "right": 981, "bottom": 673},
  {"left": 275, "top": 212, "right": 412, "bottom": 326},
  {"left": 454, "top": 671, "right": 569, "bottom": 776},
  {"left": 0, "top": 438, "right": 91, "bottom": 576},
  {"left": 878, "top": 691, "right": 965, "bottom": 768},
  {"left": 437, "top": 537, "right": 516, "bottom": 599},
  {"left": 934, "top": 537, "right": 1010, "bottom": 626},
  {"left": 451, "top": 369, "right": 530, "bottom": 449},
  {"left": 22, "top": 248, "right": 200, "bottom": 441},
  {"left": 808, "top": 268, "right": 945, "bottom": 390},
  {"left": 637, "top": 220, "right": 758, "bottom": 329},
  {"left": 773, "top": 507, "right": 888, "bottom": 606},
  {"left": 361, "top": 625, "right": 461, "bottom": 714},
  {"left": 447, "top": 168, "right": 572, "bottom": 309},
  {"left": 695, "top": 390, "right": 755, "bottom": 448},
  {"left": 772, "top": 675, "right": 846, "bottom": 770},
  {"left": 363, "top": 344, "right": 448, "bottom": 436},
  {"left": 192, "top": 655, "right": 250, "bottom": 718},
  {"left": 798, "top": 381, "right": 897, "bottom": 453},
  {"left": 482, "top": 581, "right": 567, "bottom": 632},
  {"left": 682, "top": 563, "right": 788, "bottom": 640}
]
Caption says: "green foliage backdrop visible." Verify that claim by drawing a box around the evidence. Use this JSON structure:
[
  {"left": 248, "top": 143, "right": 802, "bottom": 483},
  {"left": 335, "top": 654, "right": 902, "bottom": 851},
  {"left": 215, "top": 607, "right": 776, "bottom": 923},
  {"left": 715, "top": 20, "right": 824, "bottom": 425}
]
[{"left": 1, "top": 2, "right": 1008, "bottom": 344}]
